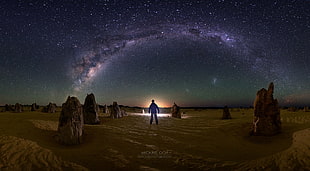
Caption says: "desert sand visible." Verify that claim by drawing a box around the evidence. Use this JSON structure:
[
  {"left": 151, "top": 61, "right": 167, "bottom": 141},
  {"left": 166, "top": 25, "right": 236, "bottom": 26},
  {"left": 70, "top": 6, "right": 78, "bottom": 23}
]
[{"left": 0, "top": 108, "right": 310, "bottom": 170}]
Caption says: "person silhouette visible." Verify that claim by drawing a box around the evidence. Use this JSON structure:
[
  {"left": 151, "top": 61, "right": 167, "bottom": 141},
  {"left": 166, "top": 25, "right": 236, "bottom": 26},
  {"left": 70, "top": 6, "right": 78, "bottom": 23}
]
[{"left": 148, "top": 99, "right": 160, "bottom": 125}]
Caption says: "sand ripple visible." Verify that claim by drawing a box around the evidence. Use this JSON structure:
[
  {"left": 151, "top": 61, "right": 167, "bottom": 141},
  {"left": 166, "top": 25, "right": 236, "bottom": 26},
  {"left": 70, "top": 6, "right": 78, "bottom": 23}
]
[
  {"left": 170, "top": 129, "right": 310, "bottom": 170},
  {"left": 237, "top": 128, "right": 310, "bottom": 171},
  {"left": 0, "top": 135, "right": 88, "bottom": 171}
]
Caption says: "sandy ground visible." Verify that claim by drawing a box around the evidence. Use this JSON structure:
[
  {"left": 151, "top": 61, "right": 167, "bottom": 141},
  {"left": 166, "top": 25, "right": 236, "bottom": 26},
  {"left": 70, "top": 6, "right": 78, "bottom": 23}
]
[{"left": 0, "top": 108, "right": 310, "bottom": 170}]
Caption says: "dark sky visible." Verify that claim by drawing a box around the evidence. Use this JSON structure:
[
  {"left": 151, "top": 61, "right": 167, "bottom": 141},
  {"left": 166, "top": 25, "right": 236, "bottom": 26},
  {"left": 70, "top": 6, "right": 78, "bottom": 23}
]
[{"left": 0, "top": 0, "right": 309, "bottom": 107}]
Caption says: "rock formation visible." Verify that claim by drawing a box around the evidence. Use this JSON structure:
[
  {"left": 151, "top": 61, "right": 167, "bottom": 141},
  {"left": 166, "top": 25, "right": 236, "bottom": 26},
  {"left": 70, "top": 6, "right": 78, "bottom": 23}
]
[
  {"left": 251, "top": 82, "right": 281, "bottom": 136},
  {"left": 31, "top": 103, "right": 38, "bottom": 111},
  {"left": 5, "top": 104, "right": 13, "bottom": 112},
  {"left": 96, "top": 104, "right": 101, "bottom": 114},
  {"left": 15, "top": 103, "right": 22, "bottom": 113},
  {"left": 83, "top": 93, "right": 100, "bottom": 124},
  {"left": 42, "top": 103, "right": 57, "bottom": 113},
  {"left": 110, "top": 102, "right": 122, "bottom": 119},
  {"left": 121, "top": 110, "right": 127, "bottom": 117},
  {"left": 171, "top": 103, "right": 181, "bottom": 118},
  {"left": 222, "top": 106, "right": 232, "bottom": 119},
  {"left": 288, "top": 106, "right": 298, "bottom": 112},
  {"left": 104, "top": 104, "right": 109, "bottom": 114},
  {"left": 57, "top": 96, "right": 83, "bottom": 145}
]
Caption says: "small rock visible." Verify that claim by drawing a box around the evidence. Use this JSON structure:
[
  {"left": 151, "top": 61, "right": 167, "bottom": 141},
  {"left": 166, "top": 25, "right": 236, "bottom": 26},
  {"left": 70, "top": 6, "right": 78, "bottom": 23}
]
[
  {"left": 5, "top": 104, "right": 13, "bottom": 112},
  {"left": 42, "top": 103, "right": 57, "bottom": 113},
  {"left": 222, "top": 106, "right": 232, "bottom": 119},
  {"left": 288, "top": 107, "right": 298, "bottom": 112},
  {"left": 110, "top": 102, "right": 122, "bottom": 119},
  {"left": 31, "top": 103, "right": 38, "bottom": 111},
  {"left": 104, "top": 104, "right": 109, "bottom": 114},
  {"left": 15, "top": 103, "right": 22, "bottom": 113},
  {"left": 171, "top": 103, "right": 181, "bottom": 118}
]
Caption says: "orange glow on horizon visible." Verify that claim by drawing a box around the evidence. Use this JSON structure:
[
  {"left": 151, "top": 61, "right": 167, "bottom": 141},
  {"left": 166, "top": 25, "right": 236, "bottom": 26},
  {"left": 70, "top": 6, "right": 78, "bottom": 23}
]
[{"left": 143, "top": 98, "right": 171, "bottom": 108}]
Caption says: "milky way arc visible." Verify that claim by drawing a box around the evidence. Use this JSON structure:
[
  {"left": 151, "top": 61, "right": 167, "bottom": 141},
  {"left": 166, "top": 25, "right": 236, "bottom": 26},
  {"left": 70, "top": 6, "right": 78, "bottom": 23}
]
[{"left": 70, "top": 24, "right": 283, "bottom": 94}]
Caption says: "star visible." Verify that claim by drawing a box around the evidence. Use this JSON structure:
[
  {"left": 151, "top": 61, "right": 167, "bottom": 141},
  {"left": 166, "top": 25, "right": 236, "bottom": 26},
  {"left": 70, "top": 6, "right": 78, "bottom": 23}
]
[
  {"left": 212, "top": 78, "right": 217, "bottom": 85},
  {"left": 0, "top": 0, "right": 308, "bottom": 107}
]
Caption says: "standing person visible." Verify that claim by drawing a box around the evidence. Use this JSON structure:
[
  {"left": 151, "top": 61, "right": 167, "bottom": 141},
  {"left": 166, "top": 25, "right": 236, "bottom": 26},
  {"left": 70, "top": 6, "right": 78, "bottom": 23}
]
[{"left": 148, "top": 99, "right": 160, "bottom": 125}]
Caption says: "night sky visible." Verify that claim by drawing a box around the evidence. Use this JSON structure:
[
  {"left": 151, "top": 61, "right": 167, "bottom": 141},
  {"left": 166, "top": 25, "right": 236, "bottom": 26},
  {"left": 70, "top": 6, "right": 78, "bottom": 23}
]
[{"left": 0, "top": 0, "right": 309, "bottom": 107}]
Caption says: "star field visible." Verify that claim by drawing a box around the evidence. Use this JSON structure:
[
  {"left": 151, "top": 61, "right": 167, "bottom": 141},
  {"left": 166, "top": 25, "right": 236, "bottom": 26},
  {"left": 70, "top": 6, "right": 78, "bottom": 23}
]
[{"left": 0, "top": 0, "right": 309, "bottom": 107}]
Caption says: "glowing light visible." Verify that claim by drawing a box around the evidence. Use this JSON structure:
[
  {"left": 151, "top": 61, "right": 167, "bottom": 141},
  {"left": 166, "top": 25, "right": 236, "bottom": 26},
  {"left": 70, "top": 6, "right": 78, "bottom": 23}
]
[
  {"left": 129, "top": 113, "right": 171, "bottom": 117},
  {"left": 87, "top": 68, "right": 96, "bottom": 78},
  {"left": 126, "top": 40, "right": 136, "bottom": 46},
  {"left": 143, "top": 97, "right": 171, "bottom": 108}
]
